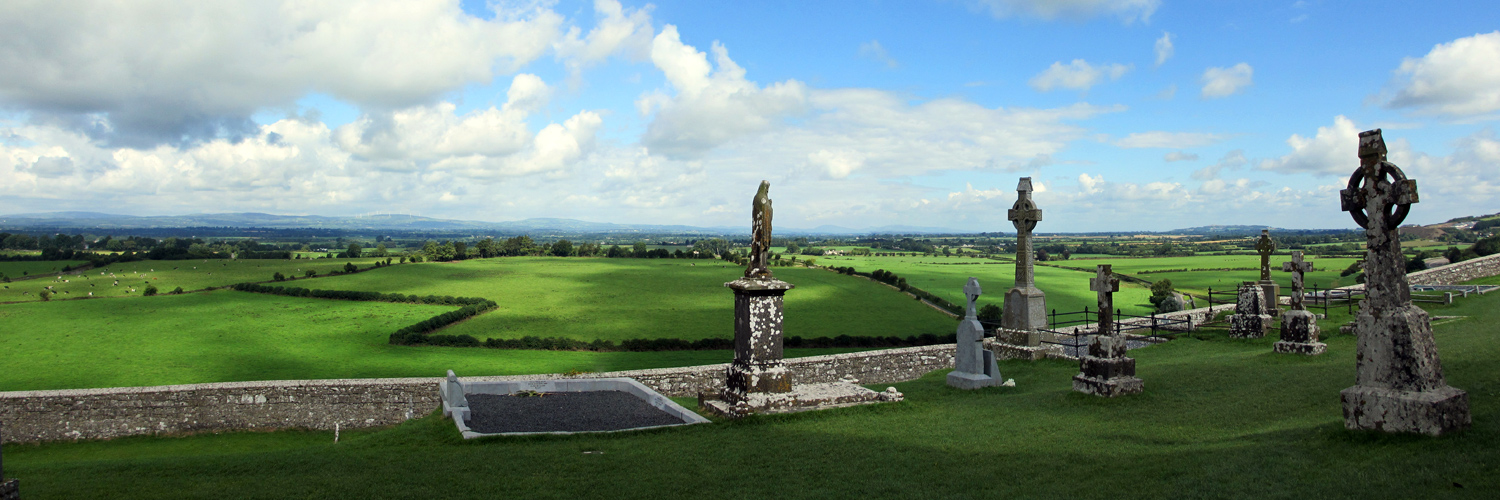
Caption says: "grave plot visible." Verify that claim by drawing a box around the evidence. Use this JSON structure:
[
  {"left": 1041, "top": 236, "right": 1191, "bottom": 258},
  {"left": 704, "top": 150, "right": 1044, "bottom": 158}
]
[{"left": 439, "top": 372, "right": 709, "bottom": 438}]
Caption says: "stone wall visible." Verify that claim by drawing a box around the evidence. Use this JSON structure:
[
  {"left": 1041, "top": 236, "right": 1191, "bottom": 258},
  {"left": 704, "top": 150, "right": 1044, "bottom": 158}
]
[
  {"left": 0, "top": 344, "right": 954, "bottom": 444},
  {"left": 1406, "top": 252, "right": 1500, "bottom": 286}
]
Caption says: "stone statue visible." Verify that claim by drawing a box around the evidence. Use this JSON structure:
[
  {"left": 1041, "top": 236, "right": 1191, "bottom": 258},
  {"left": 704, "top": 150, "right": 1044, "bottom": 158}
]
[{"left": 745, "top": 180, "right": 773, "bottom": 279}]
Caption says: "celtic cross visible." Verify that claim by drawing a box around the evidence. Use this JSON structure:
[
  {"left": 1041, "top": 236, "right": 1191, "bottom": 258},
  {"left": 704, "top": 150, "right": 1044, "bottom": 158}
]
[
  {"left": 1090, "top": 265, "right": 1120, "bottom": 336},
  {"left": 1281, "top": 251, "right": 1313, "bottom": 310},
  {"left": 1256, "top": 230, "right": 1276, "bottom": 281},
  {"left": 1008, "top": 177, "right": 1043, "bottom": 287},
  {"left": 963, "top": 277, "right": 982, "bottom": 319}
]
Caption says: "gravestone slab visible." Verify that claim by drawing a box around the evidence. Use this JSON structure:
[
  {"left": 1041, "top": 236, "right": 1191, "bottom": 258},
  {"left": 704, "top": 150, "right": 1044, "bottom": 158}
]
[
  {"left": 1338, "top": 129, "right": 1469, "bottom": 436},
  {"left": 1228, "top": 283, "right": 1272, "bottom": 338},
  {"left": 1073, "top": 265, "right": 1144, "bottom": 397},
  {"left": 1275, "top": 251, "right": 1326, "bottom": 355},
  {"left": 948, "top": 278, "right": 1005, "bottom": 389}
]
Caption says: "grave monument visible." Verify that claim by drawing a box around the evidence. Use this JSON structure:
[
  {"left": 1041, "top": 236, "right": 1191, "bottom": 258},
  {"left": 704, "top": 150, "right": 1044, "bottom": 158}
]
[
  {"left": 1228, "top": 282, "right": 1272, "bottom": 338},
  {"left": 705, "top": 181, "right": 900, "bottom": 417},
  {"left": 991, "top": 177, "right": 1060, "bottom": 360},
  {"left": 1255, "top": 230, "right": 1281, "bottom": 314},
  {"left": 1274, "top": 251, "right": 1325, "bottom": 355},
  {"left": 1338, "top": 129, "right": 1469, "bottom": 435},
  {"left": 1072, "top": 265, "right": 1143, "bottom": 397},
  {"left": 948, "top": 277, "right": 1005, "bottom": 389}
]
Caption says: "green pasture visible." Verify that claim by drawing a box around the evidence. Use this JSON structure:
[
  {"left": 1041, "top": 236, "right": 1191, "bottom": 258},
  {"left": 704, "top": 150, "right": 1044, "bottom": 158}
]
[
  {"left": 815, "top": 254, "right": 1157, "bottom": 316},
  {"left": 7, "top": 285, "right": 1497, "bottom": 498},
  {"left": 304, "top": 257, "right": 957, "bottom": 342},
  {"left": 1, "top": 257, "right": 391, "bottom": 302},
  {"left": 0, "top": 260, "right": 88, "bottom": 279},
  {"left": 0, "top": 290, "right": 867, "bottom": 391}
]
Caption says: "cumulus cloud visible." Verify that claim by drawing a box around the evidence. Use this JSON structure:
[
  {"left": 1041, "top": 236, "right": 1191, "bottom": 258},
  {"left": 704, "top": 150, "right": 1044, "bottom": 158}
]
[
  {"left": 1191, "top": 149, "right": 1245, "bottom": 180},
  {"left": 554, "top": 0, "right": 655, "bottom": 76},
  {"left": 0, "top": 0, "right": 565, "bottom": 146},
  {"left": 1380, "top": 31, "right": 1500, "bottom": 117},
  {"left": 805, "top": 149, "right": 866, "bottom": 179},
  {"left": 1201, "top": 63, "right": 1254, "bottom": 98},
  {"left": 1257, "top": 115, "right": 1359, "bottom": 176},
  {"left": 637, "top": 25, "right": 808, "bottom": 158},
  {"left": 974, "top": 0, "right": 1160, "bottom": 24},
  {"left": 1391, "top": 129, "right": 1500, "bottom": 209},
  {"left": 1154, "top": 32, "right": 1174, "bottom": 67},
  {"left": 1030, "top": 60, "right": 1132, "bottom": 92},
  {"left": 1164, "top": 151, "right": 1197, "bottom": 162},
  {"left": 859, "top": 40, "right": 899, "bottom": 68},
  {"left": 1115, "top": 131, "right": 1227, "bottom": 148}
]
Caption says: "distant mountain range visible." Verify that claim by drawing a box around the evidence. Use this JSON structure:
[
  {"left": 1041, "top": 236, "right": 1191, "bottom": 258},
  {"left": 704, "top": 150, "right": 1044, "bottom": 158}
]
[{"left": 0, "top": 212, "right": 967, "bottom": 236}]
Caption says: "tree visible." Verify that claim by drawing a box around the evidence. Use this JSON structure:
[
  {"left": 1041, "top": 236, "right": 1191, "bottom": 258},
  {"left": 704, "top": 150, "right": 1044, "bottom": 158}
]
[
  {"left": 39, "top": 290, "right": 51, "bottom": 301},
  {"left": 171, "top": 287, "right": 184, "bottom": 294},
  {"left": 306, "top": 269, "right": 317, "bottom": 277},
  {"left": 633, "top": 241, "right": 648, "bottom": 258},
  {"left": 475, "top": 238, "right": 497, "bottom": 258},
  {"left": 606, "top": 245, "right": 627, "bottom": 258},
  {"left": 1148, "top": 279, "right": 1176, "bottom": 310},
  {"left": 1035, "top": 248, "right": 1050, "bottom": 262},
  {"left": 786, "top": 241, "right": 800, "bottom": 254},
  {"left": 273, "top": 272, "right": 286, "bottom": 281},
  {"left": 1475, "top": 235, "right": 1500, "bottom": 257},
  {"left": 143, "top": 284, "right": 158, "bottom": 296},
  {"left": 373, "top": 243, "right": 389, "bottom": 258},
  {"left": 977, "top": 304, "right": 1002, "bottom": 329},
  {"left": 344, "top": 262, "right": 358, "bottom": 273},
  {"left": 552, "top": 239, "right": 575, "bottom": 257},
  {"left": 453, "top": 241, "right": 468, "bottom": 260},
  {"left": 347, "top": 243, "right": 362, "bottom": 258}
]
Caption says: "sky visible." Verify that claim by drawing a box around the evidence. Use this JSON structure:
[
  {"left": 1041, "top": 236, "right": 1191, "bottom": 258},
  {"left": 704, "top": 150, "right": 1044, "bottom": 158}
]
[{"left": 1, "top": 0, "right": 1498, "bottom": 233}]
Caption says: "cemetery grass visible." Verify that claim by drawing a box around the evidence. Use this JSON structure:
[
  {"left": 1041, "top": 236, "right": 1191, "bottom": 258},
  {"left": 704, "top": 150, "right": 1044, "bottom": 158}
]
[
  {"left": 8, "top": 288, "right": 1498, "bottom": 498},
  {"left": 0, "top": 257, "right": 393, "bottom": 303},
  {"left": 0, "top": 291, "right": 868, "bottom": 391},
  {"left": 302, "top": 257, "right": 957, "bottom": 342}
]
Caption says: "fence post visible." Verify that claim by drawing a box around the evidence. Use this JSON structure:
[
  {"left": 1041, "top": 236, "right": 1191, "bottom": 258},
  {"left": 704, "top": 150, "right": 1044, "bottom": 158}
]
[
  {"left": 1151, "top": 311, "right": 1158, "bottom": 337},
  {"left": 1115, "top": 307, "right": 1122, "bottom": 336}
]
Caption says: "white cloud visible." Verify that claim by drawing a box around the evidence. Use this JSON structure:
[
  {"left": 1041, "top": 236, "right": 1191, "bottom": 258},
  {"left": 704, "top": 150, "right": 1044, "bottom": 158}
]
[
  {"left": 859, "top": 40, "right": 899, "bottom": 68},
  {"left": 946, "top": 183, "right": 1008, "bottom": 208},
  {"left": 1200, "top": 63, "right": 1254, "bottom": 98},
  {"left": 1029, "top": 60, "right": 1132, "bottom": 92},
  {"left": 1381, "top": 31, "right": 1500, "bottom": 117},
  {"left": 1392, "top": 129, "right": 1500, "bottom": 211},
  {"left": 806, "top": 149, "right": 866, "bottom": 179},
  {"left": 0, "top": 0, "right": 565, "bottom": 145},
  {"left": 1115, "top": 131, "right": 1227, "bottom": 148},
  {"left": 638, "top": 25, "right": 808, "bottom": 158},
  {"left": 1156, "top": 84, "right": 1177, "bottom": 100},
  {"left": 974, "top": 0, "right": 1160, "bottom": 24},
  {"left": 1256, "top": 115, "right": 1359, "bottom": 176},
  {"left": 1164, "top": 151, "right": 1197, "bottom": 162},
  {"left": 1154, "top": 32, "right": 1174, "bottom": 67},
  {"left": 553, "top": 0, "right": 655, "bottom": 76},
  {"left": 1191, "top": 149, "right": 1245, "bottom": 180}
]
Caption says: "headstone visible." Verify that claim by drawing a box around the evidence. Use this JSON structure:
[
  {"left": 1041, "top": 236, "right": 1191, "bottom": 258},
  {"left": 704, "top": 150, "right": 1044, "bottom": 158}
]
[
  {"left": 948, "top": 277, "right": 1004, "bottom": 389},
  {"left": 1255, "top": 229, "right": 1281, "bottom": 314},
  {"left": 1002, "top": 177, "right": 1047, "bottom": 333},
  {"left": 1337, "top": 129, "right": 1468, "bottom": 435},
  {"left": 1274, "top": 251, "right": 1326, "bottom": 355},
  {"left": 1228, "top": 282, "right": 1272, "bottom": 338},
  {"left": 1073, "top": 265, "right": 1143, "bottom": 397}
]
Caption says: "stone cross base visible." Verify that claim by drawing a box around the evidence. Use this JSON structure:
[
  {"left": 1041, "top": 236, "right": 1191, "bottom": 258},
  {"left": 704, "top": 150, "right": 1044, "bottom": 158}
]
[
  {"left": 1274, "top": 309, "right": 1325, "bottom": 355},
  {"left": 723, "top": 362, "right": 792, "bottom": 400},
  {"left": 986, "top": 336, "right": 1063, "bottom": 361},
  {"left": 0, "top": 479, "right": 15, "bottom": 500},
  {"left": 704, "top": 381, "right": 902, "bottom": 418},
  {"left": 1258, "top": 280, "right": 1281, "bottom": 314},
  {"left": 1001, "top": 286, "right": 1048, "bottom": 331},
  {"left": 947, "top": 350, "right": 1003, "bottom": 390},
  {"left": 1228, "top": 313, "right": 1272, "bottom": 338},
  {"left": 723, "top": 278, "right": 795, "bottom": 399},
  {"left": 1072, "top": 336, "right": 1143, "bottom": 397},
  {"left": 1340, "top": 385, "right": 1470, "bottom": 436}
]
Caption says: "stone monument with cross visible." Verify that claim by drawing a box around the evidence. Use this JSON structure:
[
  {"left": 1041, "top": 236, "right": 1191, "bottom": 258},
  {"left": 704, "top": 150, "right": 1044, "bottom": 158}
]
[
  {"left": 1255, "top": 229, "right": 1281, "bottom": 314},
  {"left": 1274, "top": 251, "right": 1326, "bottom": 355},
  {"left": 991, "top": 177, "right": 1059, "bottom": 361},
  {"left": 948, "top": 277, "right": 1005, "bottom": 389},
  {"left": 1337, "top": 129, "right": 1469, "bottom": 435},
  {"left": 1228, "top": 281, "right": 1272, "bottom": 338},
  {"left": 705, "top": 181, "right": 902, "bottom": 418},
  {"left": 1073, "top": 265, "right": 1143, "bottom": 397}
]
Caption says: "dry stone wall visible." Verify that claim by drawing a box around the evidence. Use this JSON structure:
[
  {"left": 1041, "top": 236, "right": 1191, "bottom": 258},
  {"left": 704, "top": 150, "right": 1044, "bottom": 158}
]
[
  {"left": 0, "top": 344, "right": 954, "bottom": 443},
  {"left": 1406, "top": 253, "right": 1500, "bottom": 286}
]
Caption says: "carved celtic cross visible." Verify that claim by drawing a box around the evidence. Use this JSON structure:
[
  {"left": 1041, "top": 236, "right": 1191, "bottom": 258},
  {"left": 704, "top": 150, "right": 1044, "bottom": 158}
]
[
  {"left": 1256, "top": 229, "right": 1276, "bottom": 281},
  {"left": 1281, "top": 251, "right": 1313, "bottom": 310}
]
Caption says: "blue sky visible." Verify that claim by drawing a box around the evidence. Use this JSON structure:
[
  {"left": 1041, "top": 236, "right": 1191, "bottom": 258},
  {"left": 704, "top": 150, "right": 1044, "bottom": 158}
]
[{"left": 1, "top": 0, "right": 1497, "bottom": 232}]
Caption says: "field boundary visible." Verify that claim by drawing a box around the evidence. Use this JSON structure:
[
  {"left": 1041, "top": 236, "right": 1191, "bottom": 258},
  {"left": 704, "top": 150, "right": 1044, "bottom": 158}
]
[{"left": 0, "top": 344, "right": 955, "bottom": 443}]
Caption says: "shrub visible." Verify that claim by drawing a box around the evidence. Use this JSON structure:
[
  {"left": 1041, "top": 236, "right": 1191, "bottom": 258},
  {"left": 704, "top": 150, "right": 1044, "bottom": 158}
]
[
  {"left": 143, "top": 284, "right": 158, "bottom": 296},
  {"left": 171, "top": 286, "right": 184, "bottom": 294},
  {"left": 273, "top": 272, "right": 286, "bottom": 281},
  {"left": 305, "top": 270, "right": 317, "bottom": 277},
  {"left": 344, "top": 262, "right": 358, "bottom": 273},
  {"left": 39, "top": 290, "right": 51, "bottom": 301},
  {"left": 977, "top": 304, "right": 1002, "bottom": 328}
]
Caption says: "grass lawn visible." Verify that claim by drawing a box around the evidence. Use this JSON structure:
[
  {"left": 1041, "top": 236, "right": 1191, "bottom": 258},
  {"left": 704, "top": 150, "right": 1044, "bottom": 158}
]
[
  {"left": 0, "top": 260, "right": 88, "bottom": 279},
  {"left": 817, "top": 254, "right": 1158, "bottom": 316},
  {"left": 304, "top": 257, "right": 958, "bottom": 342},
  {"left": 0, "top": 257, "right": 392, "bottom": 303},
  {"left": 5, "top": 282, "right": 1496, "bottom": 498}
]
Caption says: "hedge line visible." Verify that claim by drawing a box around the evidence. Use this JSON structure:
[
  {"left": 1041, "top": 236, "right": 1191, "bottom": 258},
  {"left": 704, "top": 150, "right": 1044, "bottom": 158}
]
[
  {"left": 229, "top": 282, "right": 497, "bottom": 347},
  {"left": 479, "top": 332, "right": 958, "bottom": 352}
]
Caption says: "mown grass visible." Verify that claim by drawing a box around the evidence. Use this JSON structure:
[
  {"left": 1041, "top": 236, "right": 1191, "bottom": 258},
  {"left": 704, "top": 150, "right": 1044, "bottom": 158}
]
[
  {"left": 0, "top": 257, "right": 394, "bottom": 303},
  {"left": 304, "top": 257, "right": 957, "bottom": 342},
  {"left": 6, "top": 285, "right": 1496, "bottom": 499}
]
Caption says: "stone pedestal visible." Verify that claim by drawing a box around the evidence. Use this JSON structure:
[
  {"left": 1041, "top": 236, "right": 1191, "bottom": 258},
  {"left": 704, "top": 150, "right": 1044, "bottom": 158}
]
[
  {"left": 1273, "top": 309, "right": 1325, "bottom": 355},
  {"left": 722, "top": 278, "right": 794, "bottom": 402},
  {"left": 1072, "top": 335, "right": 1143, "bottom": 397},
  {"left": 1258, "top": 280, "right": 1281, "bottom": 315},
  {"left": 1340, "top": 304, "right": 1470, "bottom": 435},
  {"left": 987, "top": 331, "right": 1062, "bottom": 360},
  {"left": 1001, "top": 286, "right": 1047, "bottom": 331},
  {"left": 1228, "top": 284, "right": 1272, "bottom": 338}
]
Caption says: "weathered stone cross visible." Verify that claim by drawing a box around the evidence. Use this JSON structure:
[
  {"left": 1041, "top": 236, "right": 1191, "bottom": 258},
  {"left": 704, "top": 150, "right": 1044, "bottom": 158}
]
[
  {"left": 1090, "top": 265, "right": 1119, "bottom": 336},
  {"left": 1256, "top": 229, "right": 1276, "bottom": 281},
  {"left": 1281, "top": 251, "right": 1313, "bottom": 310},
  {"left": 1008, "top": 177, "right": 1043, "bottom": 288},
  {"left": 963, "top": 277, "right": 982, "bottom": 319}
]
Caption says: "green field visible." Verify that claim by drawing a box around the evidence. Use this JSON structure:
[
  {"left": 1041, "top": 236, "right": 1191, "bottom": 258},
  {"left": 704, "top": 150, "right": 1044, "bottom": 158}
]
[
  {"left": 6, "top": 285, "right": 1496, "bottom": 498},
  {"left": 305, "top": 257, "right": 957, "bottom": 342},
  {"left": 815, "top": 254, "right": 1158, "bottom": 317},
  {"left": 0, "top": 260, "right": 88, "bottom": 279},
  {"left": 1, "top": 257, "right": 392, "bottom": 303},
  {"left": 0, "top": 291, "right": 868, "bottom": 391}
]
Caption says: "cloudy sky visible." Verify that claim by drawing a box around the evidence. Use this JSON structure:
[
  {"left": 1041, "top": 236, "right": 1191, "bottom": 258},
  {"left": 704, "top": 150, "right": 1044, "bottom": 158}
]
[{"left": 2, "top": 0, "right": 1497, "bottom": 232}]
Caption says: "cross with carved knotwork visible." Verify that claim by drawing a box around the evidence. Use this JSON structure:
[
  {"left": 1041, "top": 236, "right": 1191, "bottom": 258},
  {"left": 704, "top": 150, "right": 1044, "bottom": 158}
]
[
  {"left": 1281, "top": 251, "right": 1313, "bottom": 310},
  {"left": 1341, "top": 129, "right": 1419, "bottom": 233},
  {"left": 963, "top": 277, "right": 982, "bottom": 320},
  {"left": 1090, "top": 265, "right": 1120, "bottom": 336},
  {"left": 1008, "top": 177, "right": 1043, "bottom": 287},
  {"left": 1255, "top": 229, "right": 1276, "bottom": 281}
]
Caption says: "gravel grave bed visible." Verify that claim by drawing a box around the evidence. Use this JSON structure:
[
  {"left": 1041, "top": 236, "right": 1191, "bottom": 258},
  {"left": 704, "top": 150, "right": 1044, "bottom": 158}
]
[{"left": 465, "top": 390, "right": 688, "bottom": 433}]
